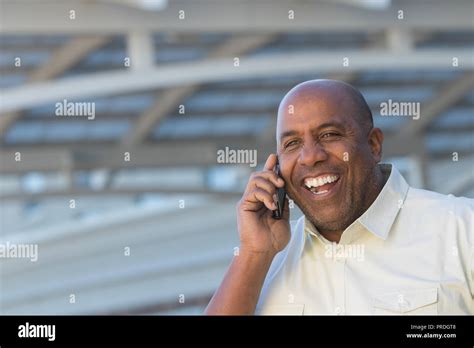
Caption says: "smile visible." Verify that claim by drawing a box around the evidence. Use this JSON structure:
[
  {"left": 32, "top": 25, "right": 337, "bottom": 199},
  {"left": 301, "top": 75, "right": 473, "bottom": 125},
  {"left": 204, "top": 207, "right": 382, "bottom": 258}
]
[{"left": 301, "top": 173, "right": 341, "bottom": 198}]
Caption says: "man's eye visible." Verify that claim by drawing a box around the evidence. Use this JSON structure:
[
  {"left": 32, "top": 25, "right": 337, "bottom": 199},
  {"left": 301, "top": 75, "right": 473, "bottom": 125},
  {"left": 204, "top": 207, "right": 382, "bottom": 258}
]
[
  {"left": 321, "top": 132, "right": 339, "bottom": 138},
  {"left": 285, "top": 140, "right": 299, "bottom": 148}
]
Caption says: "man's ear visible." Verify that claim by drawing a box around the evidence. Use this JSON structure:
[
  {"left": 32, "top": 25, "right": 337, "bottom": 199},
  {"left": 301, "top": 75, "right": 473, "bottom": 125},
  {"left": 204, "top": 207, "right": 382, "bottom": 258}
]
[{"left": 368, "top": 127, "right": 384, "bottom": 163}]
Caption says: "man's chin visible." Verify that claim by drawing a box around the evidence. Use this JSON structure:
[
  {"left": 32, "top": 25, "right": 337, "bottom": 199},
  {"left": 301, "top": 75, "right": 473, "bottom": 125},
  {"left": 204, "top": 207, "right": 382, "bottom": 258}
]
[
  {"left": 307, "top": 212, "right": 341, "bottom": 228},
  {"left": 297, "top": 202, "right": 343, "bottom": 227},
  {"left": 291, "top": 192, "right": 348, "bottom": 226}
]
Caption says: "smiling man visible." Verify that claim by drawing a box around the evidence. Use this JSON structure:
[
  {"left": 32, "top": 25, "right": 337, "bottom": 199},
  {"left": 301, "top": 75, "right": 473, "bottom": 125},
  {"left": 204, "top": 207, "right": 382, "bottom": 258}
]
[{"left": 205, "top": 79, "right": 474, "bottom": 315}]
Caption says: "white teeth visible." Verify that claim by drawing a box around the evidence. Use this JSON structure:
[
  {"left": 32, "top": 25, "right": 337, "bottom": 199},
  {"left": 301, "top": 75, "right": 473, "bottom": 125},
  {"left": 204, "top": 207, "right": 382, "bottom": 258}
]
[{"left": 304, "top": 175, "right": 339, "bottom": 189}]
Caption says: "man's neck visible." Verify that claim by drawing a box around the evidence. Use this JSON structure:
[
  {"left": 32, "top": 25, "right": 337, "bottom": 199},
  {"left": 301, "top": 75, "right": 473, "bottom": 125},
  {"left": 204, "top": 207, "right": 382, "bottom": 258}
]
[{"left": 320, "top": 230, "right": 344, "bottom": 243}]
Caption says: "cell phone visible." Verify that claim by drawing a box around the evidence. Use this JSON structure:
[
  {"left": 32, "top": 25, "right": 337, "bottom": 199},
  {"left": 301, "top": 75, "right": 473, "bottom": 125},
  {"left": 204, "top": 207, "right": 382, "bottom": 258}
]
[{"left": 272, "top": 162, "right": 286, "bottom": 220}]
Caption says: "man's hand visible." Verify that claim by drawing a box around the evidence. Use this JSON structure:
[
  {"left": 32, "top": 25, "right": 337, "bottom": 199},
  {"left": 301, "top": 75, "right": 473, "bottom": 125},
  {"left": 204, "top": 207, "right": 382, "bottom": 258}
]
[
  {"left": 205, "top": 154, "right": 291, "bottom": 315},
  {"left": 237, "top": 153, "right": 291, "bottom": 257}
]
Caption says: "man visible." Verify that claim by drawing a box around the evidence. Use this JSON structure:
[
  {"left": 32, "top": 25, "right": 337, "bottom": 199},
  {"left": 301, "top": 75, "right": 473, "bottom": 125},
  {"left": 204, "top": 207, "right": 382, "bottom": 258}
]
[{"left": 205, "top": 79, "right": 474, "bottom": 315}]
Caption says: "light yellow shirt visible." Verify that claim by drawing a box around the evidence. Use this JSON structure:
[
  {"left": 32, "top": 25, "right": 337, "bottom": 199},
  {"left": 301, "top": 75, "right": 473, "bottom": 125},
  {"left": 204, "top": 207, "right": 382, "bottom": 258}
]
[{"left": 256, "top": 164, "right": 474, "bottom": 315}]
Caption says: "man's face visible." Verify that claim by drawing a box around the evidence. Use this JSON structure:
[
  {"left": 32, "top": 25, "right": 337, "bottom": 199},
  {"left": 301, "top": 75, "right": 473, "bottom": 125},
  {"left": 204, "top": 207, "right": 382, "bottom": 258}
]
[{"left": 276, "top": 88, "right": 382, "bottom": 233}]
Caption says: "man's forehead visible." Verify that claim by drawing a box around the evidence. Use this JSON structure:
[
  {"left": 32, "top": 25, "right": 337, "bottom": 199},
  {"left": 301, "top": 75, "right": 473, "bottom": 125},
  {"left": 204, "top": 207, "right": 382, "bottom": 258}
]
[{"left": 279, "top": 86, "right": 353, "bottom": 121}]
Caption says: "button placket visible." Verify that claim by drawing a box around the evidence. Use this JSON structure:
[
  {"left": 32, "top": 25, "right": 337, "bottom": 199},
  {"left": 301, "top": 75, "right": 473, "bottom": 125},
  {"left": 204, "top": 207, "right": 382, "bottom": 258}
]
[{"left": 333, "top": 249, "right": 346, "bottom": 315}]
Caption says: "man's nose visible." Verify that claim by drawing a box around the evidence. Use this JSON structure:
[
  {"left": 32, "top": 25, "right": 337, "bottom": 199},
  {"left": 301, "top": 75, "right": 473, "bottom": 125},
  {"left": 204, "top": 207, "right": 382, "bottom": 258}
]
[{"left": 297, "top": 142, "right": 328, "bottom": 167}]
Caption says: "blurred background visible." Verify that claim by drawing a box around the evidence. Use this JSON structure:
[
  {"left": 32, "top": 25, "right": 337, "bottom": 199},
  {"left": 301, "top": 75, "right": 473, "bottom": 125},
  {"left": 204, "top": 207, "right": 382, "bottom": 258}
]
[{"left": 0, "top": 0, "right": 473, "bottom": 314}]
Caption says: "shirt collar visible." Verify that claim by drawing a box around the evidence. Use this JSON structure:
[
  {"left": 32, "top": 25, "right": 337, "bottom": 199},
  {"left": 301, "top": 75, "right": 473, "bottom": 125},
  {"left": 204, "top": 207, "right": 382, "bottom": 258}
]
[{"left": 304, "top": 163, "right": 409, "bottom": 244}]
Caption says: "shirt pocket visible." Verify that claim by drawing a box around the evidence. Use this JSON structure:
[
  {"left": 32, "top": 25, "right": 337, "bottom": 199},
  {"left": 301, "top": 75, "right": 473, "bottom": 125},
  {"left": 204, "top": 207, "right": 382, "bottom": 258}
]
[
  {"left": 371, "top": 287, "right": 438, "bottom": 315},
  {"left": 255, "top": 304, "right": 305, "bottom": 315}
]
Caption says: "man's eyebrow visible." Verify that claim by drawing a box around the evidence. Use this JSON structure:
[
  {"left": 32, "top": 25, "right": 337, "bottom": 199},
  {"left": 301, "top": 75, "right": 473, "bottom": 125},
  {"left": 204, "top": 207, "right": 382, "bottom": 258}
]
[
  {"left": 315, "top": 121, "right": 346, "bottom": 131},
  {"left": 279, "top": 130, "right": 300, "bottom": 142},
  {"left": 279, "top": 121, "right": 346, "bottom": 141}
]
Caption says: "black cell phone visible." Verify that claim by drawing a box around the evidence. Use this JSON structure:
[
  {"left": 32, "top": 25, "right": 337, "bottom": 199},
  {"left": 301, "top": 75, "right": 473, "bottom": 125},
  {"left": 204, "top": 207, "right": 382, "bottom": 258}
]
[{"left": 272, "top": 162, "right": 286, "bottom": 219}]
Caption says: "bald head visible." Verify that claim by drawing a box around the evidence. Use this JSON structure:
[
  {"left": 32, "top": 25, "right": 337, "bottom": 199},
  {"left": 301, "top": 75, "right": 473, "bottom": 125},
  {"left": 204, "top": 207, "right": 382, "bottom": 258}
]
[{"left": 277, "top": 79, "right": 373, "bottom": 137}]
